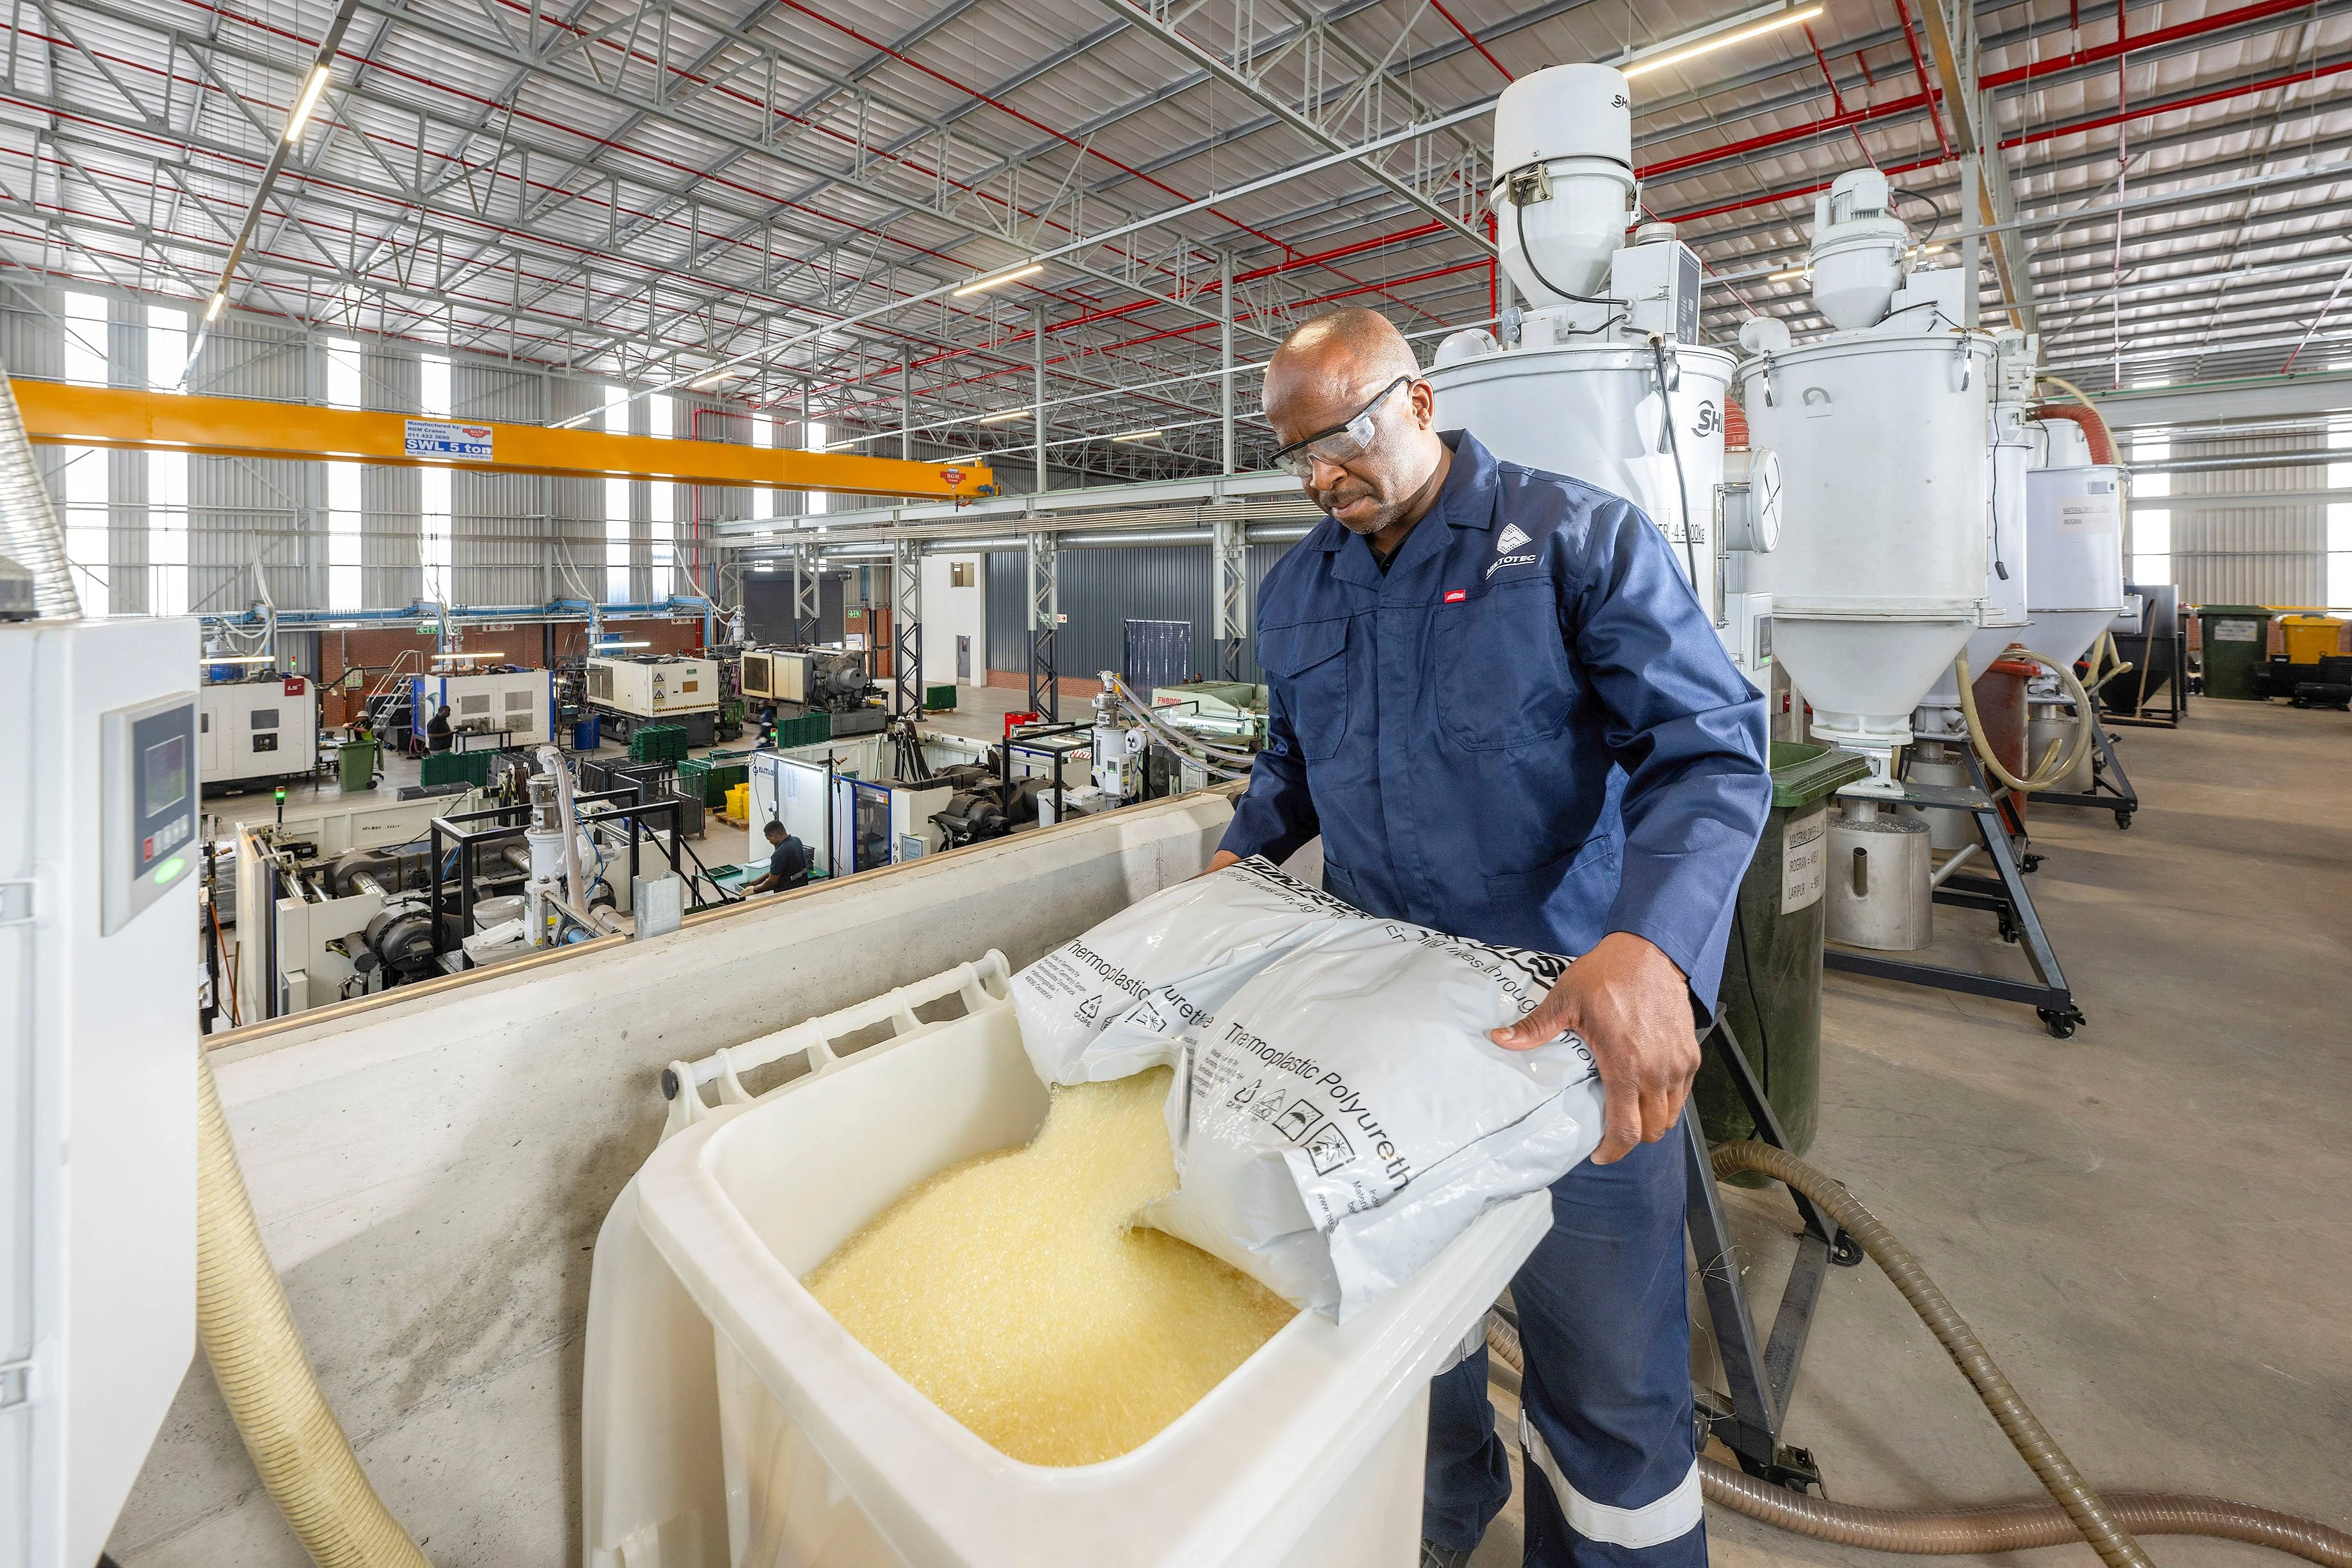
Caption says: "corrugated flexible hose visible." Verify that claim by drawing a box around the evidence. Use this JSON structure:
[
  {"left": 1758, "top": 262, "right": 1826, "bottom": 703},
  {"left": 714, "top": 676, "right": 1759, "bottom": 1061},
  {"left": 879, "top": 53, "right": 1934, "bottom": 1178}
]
[
  {"left": 1484, "top": 1140, "right": 2349, "bottom": 1568},
  {"left": 198, "top": 1048, "right": 433, "bottom": 1567}
]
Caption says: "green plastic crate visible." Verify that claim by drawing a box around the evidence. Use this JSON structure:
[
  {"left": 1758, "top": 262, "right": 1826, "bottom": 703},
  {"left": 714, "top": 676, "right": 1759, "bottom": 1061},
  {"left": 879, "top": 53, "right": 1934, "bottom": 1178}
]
[
  {"left": 420, "top": 749, "right": 493, "bottom": 789},
  {"left": 677, "top": 757, "right": 750, "bottom": 807},
  {"left": 629, "top": 723, "right": 689, "bottom": 763},
  {"left": 773, "top": 710, "right": 831, "bottom": 750},
  {"left": 924, "top": 683, "right": 957, "bottom": 711}
]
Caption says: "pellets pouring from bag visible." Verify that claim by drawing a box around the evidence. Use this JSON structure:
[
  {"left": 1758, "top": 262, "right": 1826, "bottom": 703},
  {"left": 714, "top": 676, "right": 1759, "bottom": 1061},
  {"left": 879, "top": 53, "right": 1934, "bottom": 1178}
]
[{"left": 1011, "top": 858, "right": 1610, "bottom": 1321}]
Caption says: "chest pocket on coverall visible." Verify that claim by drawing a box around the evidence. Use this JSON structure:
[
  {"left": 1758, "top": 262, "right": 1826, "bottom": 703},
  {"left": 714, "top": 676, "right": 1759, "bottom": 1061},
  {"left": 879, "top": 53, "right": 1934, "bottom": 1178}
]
[
  {"left": 1260, "top": 617, "right": 1350, "bottom": 761},
  {"left": 1435, "top": 578, "right": 1574, "bottom": 751}
]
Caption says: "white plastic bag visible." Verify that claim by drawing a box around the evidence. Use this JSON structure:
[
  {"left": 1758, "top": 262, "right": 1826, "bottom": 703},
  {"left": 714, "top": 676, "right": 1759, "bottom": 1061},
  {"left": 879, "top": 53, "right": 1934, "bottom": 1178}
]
[
  {"left": 1011, "top": 859, "right": 1606, "bottom": 1320},
  {"left": 1010, "top": 855, "right": 1359, "bottom": 1084}
]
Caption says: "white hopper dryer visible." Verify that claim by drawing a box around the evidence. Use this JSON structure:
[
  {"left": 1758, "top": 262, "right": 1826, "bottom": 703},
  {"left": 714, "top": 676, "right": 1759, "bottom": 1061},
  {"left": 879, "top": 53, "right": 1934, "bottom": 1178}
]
[
  {"left": 2025, "top": 432, "right": 2129, "bottom": 673},
  {"left": 1735, "top": 168, "right": 1995, "bottom": 795},
  {"left": 1426, "top": 63, "right": 1777, "bottom": 683}
]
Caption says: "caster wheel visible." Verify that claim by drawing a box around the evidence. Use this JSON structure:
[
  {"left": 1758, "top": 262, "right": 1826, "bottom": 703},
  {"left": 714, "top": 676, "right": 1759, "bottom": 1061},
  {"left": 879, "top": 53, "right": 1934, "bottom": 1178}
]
[
  {"left": 1998, "top": 919, "right": 2020, "bottom": 945},
  {"left": 2022, "top": 852, "right": 2044, "bottom": 873},
  {"left": 2114, "top": 811, "right": 2133, "bottom": 830},
  {"left": 2038, "top": 1007, "right": 2084, "bottom": 1039}
]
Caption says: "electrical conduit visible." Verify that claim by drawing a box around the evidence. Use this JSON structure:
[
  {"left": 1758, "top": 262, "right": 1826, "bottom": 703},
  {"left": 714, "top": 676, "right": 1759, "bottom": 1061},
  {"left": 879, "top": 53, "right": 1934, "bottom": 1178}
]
[
  {"left": 1485, "top": 1142, "right": 2350, "bottom": 1567},
  {"left": 198, "top": 1046, "right": 431, "bottom": 1567}
]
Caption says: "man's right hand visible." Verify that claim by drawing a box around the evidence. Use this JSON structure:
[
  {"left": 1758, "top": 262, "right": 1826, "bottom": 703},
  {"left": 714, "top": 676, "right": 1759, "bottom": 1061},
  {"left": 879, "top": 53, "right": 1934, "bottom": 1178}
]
[{"left": 1198, "top": 849, "right": 1243, "bottom": 879}]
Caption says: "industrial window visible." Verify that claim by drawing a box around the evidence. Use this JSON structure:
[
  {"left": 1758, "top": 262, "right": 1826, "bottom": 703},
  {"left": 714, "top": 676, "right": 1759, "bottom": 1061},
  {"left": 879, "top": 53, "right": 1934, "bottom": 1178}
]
[
  {"left": 602, "top": 385, "right": 630, "bottom": 603},
  {"left": 650, "top": 393, "right": 676, "bottom": 601},
  {"left": 421, "top": 354, "right": 452, "bottom": 605},
  {"left": 60, "top": 294, "right": 109, "bottom": 615},
  {"left": 2129, "top": 435, "right": 2171, "bottom": 588},
  {"left": 146, "top": 306, "right": 187, "bottom": 616},
  {"left": 757, "top": 411, "right": 781, "bottom": 518},
  {"left": 2328, "top": 418, "right": 2352, "bottom": 612},
  {"left": 325, "top": 339, "right": 364, "bottom": 610}
]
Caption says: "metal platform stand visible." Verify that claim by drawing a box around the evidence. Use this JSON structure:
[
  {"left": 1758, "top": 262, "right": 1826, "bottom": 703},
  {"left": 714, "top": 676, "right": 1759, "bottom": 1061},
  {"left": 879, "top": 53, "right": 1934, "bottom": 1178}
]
[
  {"left": 1822, "top": 756, "right": 2088, "bottom": 1039},
  {"left": 1684, "top": 1018, "right": 1860, "bottom": 1489},
  {"left": 2028, "top": 712, "right": 2138, "bottom": 829}
]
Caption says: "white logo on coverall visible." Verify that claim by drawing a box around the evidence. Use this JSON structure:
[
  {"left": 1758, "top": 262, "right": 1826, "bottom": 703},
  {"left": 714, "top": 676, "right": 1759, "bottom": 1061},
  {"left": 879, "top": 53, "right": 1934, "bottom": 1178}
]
[{"left": 1496, "top": 522, "right": 1530, "bottom": 553}]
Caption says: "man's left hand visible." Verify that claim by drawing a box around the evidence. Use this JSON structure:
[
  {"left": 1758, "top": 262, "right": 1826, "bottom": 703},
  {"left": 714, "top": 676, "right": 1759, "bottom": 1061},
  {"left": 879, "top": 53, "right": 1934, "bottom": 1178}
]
[{"left": 1488, "top": 931, "right": 1698, "bottom": 1165}]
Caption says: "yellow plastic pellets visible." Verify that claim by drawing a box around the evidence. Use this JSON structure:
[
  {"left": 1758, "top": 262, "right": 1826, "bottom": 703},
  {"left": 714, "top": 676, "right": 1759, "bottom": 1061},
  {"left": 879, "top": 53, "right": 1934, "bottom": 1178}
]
[{"left": 804, "top": 1068, "right": 1296, "bottom": 1466}]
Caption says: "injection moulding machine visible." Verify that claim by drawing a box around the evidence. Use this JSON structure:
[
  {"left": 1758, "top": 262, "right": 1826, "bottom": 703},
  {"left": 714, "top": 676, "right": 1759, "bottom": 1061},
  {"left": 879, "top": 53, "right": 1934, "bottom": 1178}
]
[
  {"left": 199, "top": 672, "right": 318, "bottom": 792},
  {"left": 410, "top": 668, "right": 557, "bottom": 747},
  {"left": 740, "top": 644, "right": 887, "bottom": 736},
  {"left": 586, "top": 655, "right": 718, "bottom": 719}
]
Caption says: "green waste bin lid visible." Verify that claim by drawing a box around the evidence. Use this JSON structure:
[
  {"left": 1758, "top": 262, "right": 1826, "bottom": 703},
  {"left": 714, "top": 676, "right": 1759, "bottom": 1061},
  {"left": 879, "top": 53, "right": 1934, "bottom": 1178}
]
[
  {"left": 2193, "top": 604, "right": 2273, "bottom": 619},
  {"left": 1767, "top": 741, "right": 1873, "bottom": 808}
]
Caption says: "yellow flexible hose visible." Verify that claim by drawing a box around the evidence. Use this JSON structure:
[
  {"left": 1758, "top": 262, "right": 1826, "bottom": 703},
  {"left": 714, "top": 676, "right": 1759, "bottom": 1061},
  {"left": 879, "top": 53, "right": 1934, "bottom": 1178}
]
[
  {"left": 197, "top": 1047, "right": 432, "bottom": 1567},
  {"left": 1954, "top": 648, "right": 2097, "bottom": 794},
  {"left": 1482, "top": 1142, "right": 2350, "bottom": 1567}
]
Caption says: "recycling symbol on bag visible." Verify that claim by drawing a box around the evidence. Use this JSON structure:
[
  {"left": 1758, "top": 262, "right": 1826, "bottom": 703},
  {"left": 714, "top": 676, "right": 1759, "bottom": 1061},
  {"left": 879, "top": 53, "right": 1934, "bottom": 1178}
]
[{"left": 1076, "top": 994, "right": 1102, "bottom": 1023}]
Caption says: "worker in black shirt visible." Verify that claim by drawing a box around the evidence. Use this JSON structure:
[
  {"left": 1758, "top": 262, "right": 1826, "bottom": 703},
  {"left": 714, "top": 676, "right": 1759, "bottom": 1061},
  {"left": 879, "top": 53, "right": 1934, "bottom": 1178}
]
[
  {"left": 425, "top": 704, "right": 455, "bottom": 753},
  {"left": 748, "top": 819, "right": 812, "bottom": 894}
]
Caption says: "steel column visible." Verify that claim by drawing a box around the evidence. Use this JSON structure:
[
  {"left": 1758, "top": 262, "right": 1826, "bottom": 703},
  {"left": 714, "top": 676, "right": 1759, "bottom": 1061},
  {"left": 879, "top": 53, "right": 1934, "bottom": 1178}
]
[
  {"left": 1026, "top": 530, "right": 1059, "bottom": 721},
  {"left": 1032, "top": 305, "right": 1049, "bottom": 497},
  {"left": 892, "top": 536, "right": 922, "bottom": 717},
  {"left": 1220, "top": 248, "right": 1236, "bottom": 476},
  {"left": 794, "top": 541, "right": 820, "bottom": 645},
  {"left": 900, "top": 358, "right": 913, "bottom": 461},
  {"left": 1212, "top": 509, "right": 1247, "bottom": 681}
]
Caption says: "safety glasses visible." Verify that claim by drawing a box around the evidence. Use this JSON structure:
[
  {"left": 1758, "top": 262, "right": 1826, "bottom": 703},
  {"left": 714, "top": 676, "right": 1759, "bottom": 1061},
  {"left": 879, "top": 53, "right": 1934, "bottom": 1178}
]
[{"left": 1269, "top": 375, "right": 1414, "bottom": 480}]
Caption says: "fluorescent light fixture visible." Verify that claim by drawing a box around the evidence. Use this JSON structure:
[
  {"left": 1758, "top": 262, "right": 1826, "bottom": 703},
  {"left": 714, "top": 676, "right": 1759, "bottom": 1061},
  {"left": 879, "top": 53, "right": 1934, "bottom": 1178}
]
[
  {"left": 951, "top": 263, "right": 1044, "bottom": 299},
  {"left": 1110, "top": 429, "right": 1164, "bottom": 443},
  {"left": 1918, "top": 242, "right": 1947, "bottom": 255},
  {"left": 1620, "top": 3, "right": 1823, "bottom": 80},
  {"left": 285, "top": 64, "right": 331, "bottom": 142},
  {"left": 432, "top": 651, "right": 503, "bottom": 662},
  {"left": 1768, "top": 267, "right": 1811, "bottom": 282},
  {"left": 978, "top": 409, "right": 1030, "bottom": 424},
  {"left": 205, "top": 292, "right": 226, "bottom": 322},
  {"left": 205, "top": 654, "right": 276, "bottom": 664},
  {"left": 594, "top": 639, "right": 651, "bottom": 649},
  {"left": 691, "top": 370, "right": 732, "bottom": 390}
]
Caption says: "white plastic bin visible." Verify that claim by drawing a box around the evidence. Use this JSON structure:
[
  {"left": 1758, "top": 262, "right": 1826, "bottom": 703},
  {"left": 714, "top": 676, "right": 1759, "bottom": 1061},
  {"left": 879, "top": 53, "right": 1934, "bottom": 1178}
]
[{"left": 590, "top": 957, "right": 1552, "bottom": 1568}]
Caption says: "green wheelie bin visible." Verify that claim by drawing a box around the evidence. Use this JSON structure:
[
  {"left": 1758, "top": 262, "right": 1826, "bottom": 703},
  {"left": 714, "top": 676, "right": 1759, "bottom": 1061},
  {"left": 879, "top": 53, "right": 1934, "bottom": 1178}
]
[
  {"left": 2193, "top": 605, "right": 2275, "bottom": 700},
  {"left": 1697, "top": 741, "right": 1872, "bottom": 1175}
]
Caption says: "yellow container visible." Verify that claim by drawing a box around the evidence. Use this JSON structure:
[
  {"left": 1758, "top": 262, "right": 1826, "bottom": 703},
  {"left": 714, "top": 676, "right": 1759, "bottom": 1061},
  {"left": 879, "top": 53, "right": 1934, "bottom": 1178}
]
[
  {"left": 2278, "top": 614, "right": 2346, "bottom": 665},
  {"left": 725, "top": 782, "right": 751, "bottom": 822}
]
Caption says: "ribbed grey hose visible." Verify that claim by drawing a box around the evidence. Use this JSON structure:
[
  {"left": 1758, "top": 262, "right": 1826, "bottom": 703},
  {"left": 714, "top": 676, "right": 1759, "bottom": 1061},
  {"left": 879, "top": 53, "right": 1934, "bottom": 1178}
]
[
  {"left": 1483, "top": 1142, "right": 2350, "bottom": 1568},
  {"left": 0, "top": 354, "right": 82, "bottom": 616}
]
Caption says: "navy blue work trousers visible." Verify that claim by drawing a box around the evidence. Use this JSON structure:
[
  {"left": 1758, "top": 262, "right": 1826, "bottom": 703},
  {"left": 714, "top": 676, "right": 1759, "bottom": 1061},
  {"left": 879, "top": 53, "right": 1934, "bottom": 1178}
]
[{"left": 1423, "top": 1120, "right": 1705, "bottom": 1568}]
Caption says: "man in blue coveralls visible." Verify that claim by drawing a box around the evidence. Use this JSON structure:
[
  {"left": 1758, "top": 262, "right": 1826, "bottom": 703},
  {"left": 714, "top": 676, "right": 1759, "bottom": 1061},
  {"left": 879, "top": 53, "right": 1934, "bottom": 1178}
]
[{"left": 1204, "top": 308, "right": 1772, "bottom": 1568}]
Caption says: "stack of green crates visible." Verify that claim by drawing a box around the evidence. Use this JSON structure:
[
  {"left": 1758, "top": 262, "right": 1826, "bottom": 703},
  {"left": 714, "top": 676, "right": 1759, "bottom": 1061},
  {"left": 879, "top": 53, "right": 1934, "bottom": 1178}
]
[
  {"left": 773, "top": 710, "right": 831, "bottom": 749},
  {"left": 420, "top": 749, "right": 494, "bottom": 789},
  {"left": 629, "top": 723, "right": 689, "bottom": 763},
  {"left": 677, "top": 756, "right": 751, "bottom": 807},
  {"left": 924, "top": 683, "right": 957, "bottom": 712}
]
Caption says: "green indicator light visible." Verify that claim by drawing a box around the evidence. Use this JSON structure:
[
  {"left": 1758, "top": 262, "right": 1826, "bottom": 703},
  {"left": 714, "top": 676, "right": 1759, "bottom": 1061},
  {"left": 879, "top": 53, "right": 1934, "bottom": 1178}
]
[{"left": 156, "top": 855, "right": 186, "bottom": 885}]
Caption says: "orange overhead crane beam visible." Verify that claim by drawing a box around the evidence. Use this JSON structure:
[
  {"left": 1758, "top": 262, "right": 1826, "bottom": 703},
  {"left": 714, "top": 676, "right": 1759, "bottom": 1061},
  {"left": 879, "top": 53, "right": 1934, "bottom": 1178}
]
[{"left": 9, "top": 380, "right": 994, "bottom": 498}]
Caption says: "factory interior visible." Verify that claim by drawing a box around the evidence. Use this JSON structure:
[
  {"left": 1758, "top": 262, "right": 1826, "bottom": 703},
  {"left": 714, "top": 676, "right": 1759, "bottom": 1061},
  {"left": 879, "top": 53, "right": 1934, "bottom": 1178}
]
[{"left": 3, "top": 0, "right": 2348, "bottom": 1566}]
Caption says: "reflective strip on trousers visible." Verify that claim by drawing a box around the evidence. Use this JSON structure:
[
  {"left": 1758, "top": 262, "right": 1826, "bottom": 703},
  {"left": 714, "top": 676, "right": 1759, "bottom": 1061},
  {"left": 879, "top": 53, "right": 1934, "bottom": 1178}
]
[{"left": 1520, "top": 1409, "right": 1703, "bottom": 1550}]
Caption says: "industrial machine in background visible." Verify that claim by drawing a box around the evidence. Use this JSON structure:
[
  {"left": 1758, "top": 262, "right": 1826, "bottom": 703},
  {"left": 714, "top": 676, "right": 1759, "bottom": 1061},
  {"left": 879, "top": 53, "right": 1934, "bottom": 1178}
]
[
  {"left": 2023, "top": 408, "right": 2139, "bottom": 826},
  {"left": 1737, "top": 164, "right": 2089, "bottom": 1038},
  {"left": 3, "top": 608, "right": 201, "bottom": 1568},
  {"left": 410, "top": 667, "right": 557, "bottom": 748},
  {"left": 199, "top": 668, "right": 318, "bottom": 793},
  {"left": 742, "top": 644, "right": 887, "bottom": 736},
  {"left": 1426, "top": 63, "right": 1777, "bottom": 685},
  {"left": 586, "top": 654, "right": 721, "bottom": 746}
]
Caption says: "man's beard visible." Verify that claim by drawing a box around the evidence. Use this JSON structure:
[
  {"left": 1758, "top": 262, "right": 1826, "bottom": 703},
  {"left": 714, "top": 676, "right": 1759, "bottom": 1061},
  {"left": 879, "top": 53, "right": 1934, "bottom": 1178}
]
[{"left": 1317, "top": 481, "right": 1402, "bottom": 535}]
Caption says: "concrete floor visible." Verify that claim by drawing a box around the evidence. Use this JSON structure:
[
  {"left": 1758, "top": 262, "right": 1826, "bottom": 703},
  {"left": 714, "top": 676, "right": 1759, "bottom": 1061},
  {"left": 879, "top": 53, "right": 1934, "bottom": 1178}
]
[{"left": 1473, "top": 697, "right": 2352, "bottom": 1568}]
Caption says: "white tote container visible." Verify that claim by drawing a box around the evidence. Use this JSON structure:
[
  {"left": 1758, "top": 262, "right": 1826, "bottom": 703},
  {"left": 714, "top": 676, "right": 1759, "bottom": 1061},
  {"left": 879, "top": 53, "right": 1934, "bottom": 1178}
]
[{"left": 602, "top": 969, "right": 1553, "bottom": 1568}]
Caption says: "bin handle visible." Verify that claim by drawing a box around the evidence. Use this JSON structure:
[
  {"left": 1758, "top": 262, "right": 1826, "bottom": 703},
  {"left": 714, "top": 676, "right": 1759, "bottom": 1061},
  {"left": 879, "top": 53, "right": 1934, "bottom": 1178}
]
[{"left": 658, "top": 950, "right": 1012, "bottom": 1140}]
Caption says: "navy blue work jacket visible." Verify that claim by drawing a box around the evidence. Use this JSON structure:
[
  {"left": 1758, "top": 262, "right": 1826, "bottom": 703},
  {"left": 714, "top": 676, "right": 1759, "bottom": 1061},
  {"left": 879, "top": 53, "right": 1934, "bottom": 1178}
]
[{"left": 1220, "top": 431, "right": 1772, "bottom": 1011}]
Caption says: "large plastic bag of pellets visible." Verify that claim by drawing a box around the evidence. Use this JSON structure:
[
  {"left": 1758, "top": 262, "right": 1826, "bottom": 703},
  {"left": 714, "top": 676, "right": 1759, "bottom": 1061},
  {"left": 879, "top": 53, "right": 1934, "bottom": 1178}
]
[{"left": 1011, "top": 858, "right": 1607, "bottom": 1321}]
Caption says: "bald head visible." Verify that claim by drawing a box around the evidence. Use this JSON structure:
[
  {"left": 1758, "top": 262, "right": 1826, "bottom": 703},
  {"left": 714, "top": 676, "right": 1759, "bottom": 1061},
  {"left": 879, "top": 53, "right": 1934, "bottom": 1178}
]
[
  {"left": 1262, "top": 308, "right": 1450, "bottom": 548},
  {"left": 1265, "top": 308, "right": 1420, "bottom": 414}
]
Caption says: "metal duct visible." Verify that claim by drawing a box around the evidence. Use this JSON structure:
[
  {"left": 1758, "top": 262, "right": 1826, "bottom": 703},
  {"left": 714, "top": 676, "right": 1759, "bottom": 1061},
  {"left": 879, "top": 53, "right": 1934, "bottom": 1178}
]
[
  {"left": 805, "top": 521, "right": 1313, "bottom": 563},
  {"left": 0, "top": 357, "right": 81, "bottom": 618}
]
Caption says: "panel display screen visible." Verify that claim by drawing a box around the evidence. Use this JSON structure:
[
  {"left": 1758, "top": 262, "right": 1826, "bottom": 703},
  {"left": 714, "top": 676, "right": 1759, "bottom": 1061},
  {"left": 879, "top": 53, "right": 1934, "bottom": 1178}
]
[{"left": 145, "top": 734, "right": 189, "bottom": 815}]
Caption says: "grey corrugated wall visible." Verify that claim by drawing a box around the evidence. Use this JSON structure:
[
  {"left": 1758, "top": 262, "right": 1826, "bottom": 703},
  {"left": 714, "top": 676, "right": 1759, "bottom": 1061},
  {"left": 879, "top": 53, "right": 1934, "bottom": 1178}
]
[{"left": 982, "top": 541, "right": 1295, "bottom": 682}]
